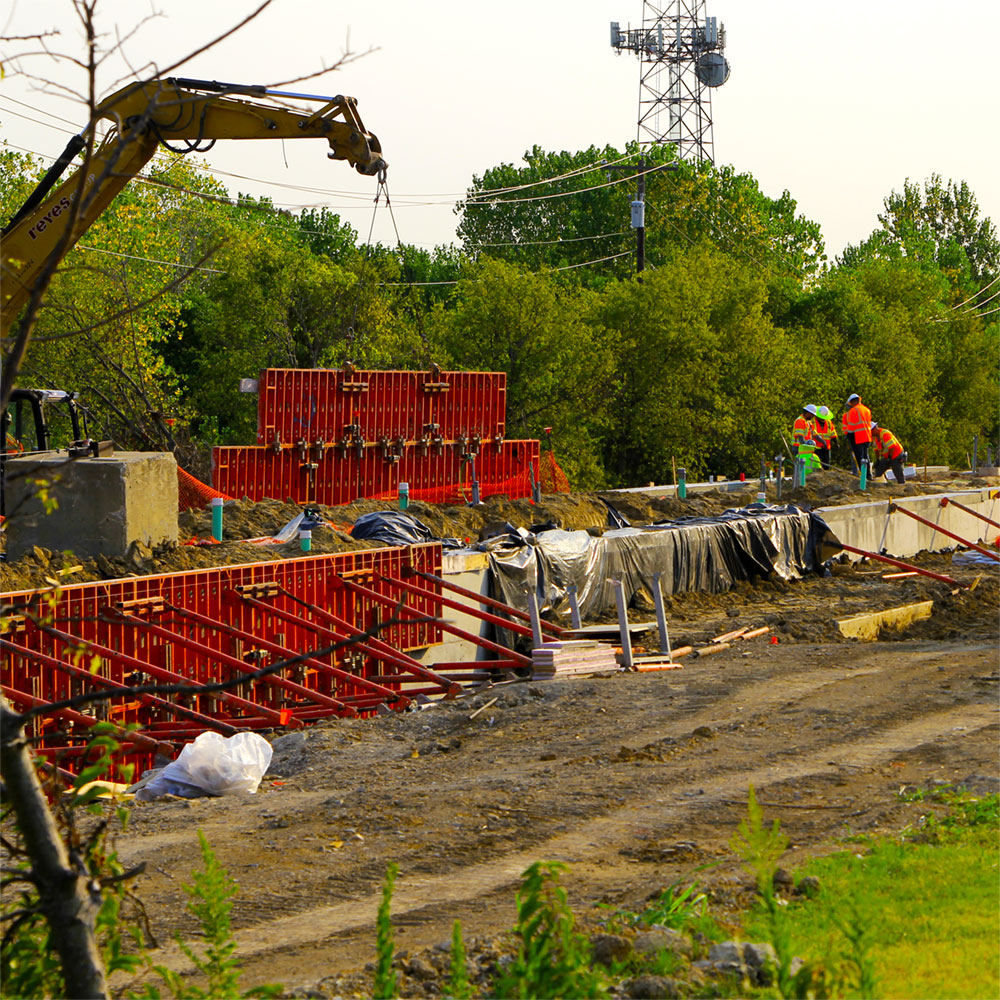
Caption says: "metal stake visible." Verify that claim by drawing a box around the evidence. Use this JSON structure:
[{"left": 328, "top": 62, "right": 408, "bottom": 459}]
[
  {"left": 566, "top": 582, "right": 582, "bottom": 630},
  {"left": 527, "top": 592, "right": 544, "bottom": 650},
  {"left": 610, "top": 578, "right": 633, "bottom": 670},
  {"left": 652, "top": 572, "right": 671, "bottom": 657}
]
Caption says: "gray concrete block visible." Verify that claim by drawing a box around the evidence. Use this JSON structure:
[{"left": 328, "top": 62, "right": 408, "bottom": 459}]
[{"left": 4, "top": 451, "right": 178, "bottom": 560}]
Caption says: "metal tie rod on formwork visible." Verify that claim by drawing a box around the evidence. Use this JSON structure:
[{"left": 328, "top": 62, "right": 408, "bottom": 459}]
[
  {"left": 161, "top": 601, "right": 407, "bottom": 711},
  {"left": 888, "top": 503, "right": 1000, "bottom": 563},
  {"left": 939, "top": 496, "right": 1000, "bottom": 533},
  {"left": 378, "top": 572, "right": 538, "bottom": 641},
  {"left": 115, "top": 609, "right": 357, "bottom": 718},
  {"left": 408, "top": 569, "right": 565, "bottom": 637},
  {"left": 244, "top": 588, "right": 459, "bottom": 699},
  {"left": 336, "top": 576, "right": 533, "bottom": 668},
  {"left": 39, "top": 622, "right": 294, "bottom": 728},
  {"left": 835, "top": 544, "right": 963, "bottom": 587},
  {"left": 0, "top": 638, "right": 228, "bottom": 744}
]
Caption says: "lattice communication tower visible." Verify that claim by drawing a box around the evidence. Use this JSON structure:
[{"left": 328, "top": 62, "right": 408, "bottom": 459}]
[{"left": 610, "top": 1, "right": 729, "bottom": 163}]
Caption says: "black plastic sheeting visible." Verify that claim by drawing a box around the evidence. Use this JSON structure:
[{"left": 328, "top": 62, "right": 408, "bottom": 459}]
[
  {"left": 485, "top": 504, "right": 840, "bottom": 621},
  {"left": 351, "top": 511, "right": 438, "bottom": 547}
]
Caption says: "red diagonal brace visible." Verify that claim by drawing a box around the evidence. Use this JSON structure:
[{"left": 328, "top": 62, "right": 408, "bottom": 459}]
[
  {"left": 41, "top": 624, "right": 291, "bottom": 728},
  {"left": 246, "top": 590, "right": 460, "bottom": 698},
  {"left": 164, "top": 601, "right": 410, "bottom": 708},
  {"left": 0, "top": 680, "right": 173, "bottom": 756},
  {"left": 0, "top": 638, "right": 223, "bottom": 741},
  {"left": 336, "top": 577, "right": 532, "bottom": 667},
  {"left": 378, "top": 572, "right": 536, "bottom": 639},
  {"left": 409, "top": 569, "right": 564, "bottom": 636},
  {"left": 114, "top": 611, "right": 355, "bottom": 717},
  {"left": 889, "top": 503, "right": 1000, "bottom": 563},
  {"left": 837, "top": 543, "right": 962, "bottom": 586},
  {"left": 939, "top": 496, "right": 1000, "bottom": 532}
]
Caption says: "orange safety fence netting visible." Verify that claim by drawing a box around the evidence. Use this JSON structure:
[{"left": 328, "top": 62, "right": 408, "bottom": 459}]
[
  {"left": 539, "top": 450, "right": 570, "bottom": 493},
  {"left": 177, "top": 466, "right": 232, "bottom": 512}
]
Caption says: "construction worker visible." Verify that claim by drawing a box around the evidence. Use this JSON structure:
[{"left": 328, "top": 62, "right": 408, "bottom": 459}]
[
  {"left": 872, "top": 422, "right": 907, "bottom": 485},
  {"left": 792, "top": 405, "right": 817, "bottom": 452},
  {"left": 842, "top": 393, "right": 873, "bottom": 471},
  {"left": 812, "top": 405, "right": 838, "bottom": 470}
]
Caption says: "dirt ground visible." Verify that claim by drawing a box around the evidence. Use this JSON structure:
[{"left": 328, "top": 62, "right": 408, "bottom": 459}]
[
  {"left": 2, "top": 477, "right": 997, "bottom": 996},
  {"left": 1, "top": 468, "right": 994, "bottom": 593},
  {"left": 105, "top": 548, "right": 998, "bottom": 998}
]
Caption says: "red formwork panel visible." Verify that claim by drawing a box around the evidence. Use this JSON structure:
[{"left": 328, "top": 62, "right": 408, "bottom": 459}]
[
  {"left": 1, "top": 544, "right": 444, "bottom": 778},
  {"left": 255, "top": 368, "right": 508, "bottom": 444},
  {"left": 214, "top": 440, "right": 540, "bottom": 505}
]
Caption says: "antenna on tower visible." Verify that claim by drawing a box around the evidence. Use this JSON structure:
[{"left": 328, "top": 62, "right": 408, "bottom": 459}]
[{"left": 610, "top": 1, "right": 730, "bottom": 164}]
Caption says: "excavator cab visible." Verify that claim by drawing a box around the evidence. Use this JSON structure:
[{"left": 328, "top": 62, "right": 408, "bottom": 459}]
[{"left": 1, "top": 388, "right": 91, "bottom": 517}]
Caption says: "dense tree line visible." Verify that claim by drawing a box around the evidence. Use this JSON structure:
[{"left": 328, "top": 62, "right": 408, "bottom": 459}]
[{"left": 2, "top": 139, "right": 997, "bottom": 487}]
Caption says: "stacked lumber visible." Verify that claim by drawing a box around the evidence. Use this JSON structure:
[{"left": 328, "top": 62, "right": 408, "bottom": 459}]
[{"left": 532, "top": 640, "right": 619, "bottom": 679}]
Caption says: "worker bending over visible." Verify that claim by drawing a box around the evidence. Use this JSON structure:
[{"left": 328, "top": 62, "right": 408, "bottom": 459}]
[
  {"left": 872, "top": 423, "right": 906, "bottom": 485},
  {"left": 812, "top": 405, "right": 838, "bottom": 470},
  {"left": 793, "top": 405, "right": 817, "bottom": 451},
  {"left": 842, "top": 393, "right": 873, "bottom": 471}
]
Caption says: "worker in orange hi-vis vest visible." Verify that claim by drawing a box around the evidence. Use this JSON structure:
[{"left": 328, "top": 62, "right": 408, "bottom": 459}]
[
  {"left": 812, "top": 405, "right": 838, "bottom": 470},
  {"left": 871, "top": 423, "right": 907, "bottom": 485},
  {"left": 842, "top": 393, "right": 873, "bottom": 470},
  {"left": 792, "top": 405, "right": 817, "bottom": 452}
]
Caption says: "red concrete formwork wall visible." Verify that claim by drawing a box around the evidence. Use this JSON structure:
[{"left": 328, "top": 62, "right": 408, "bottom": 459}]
[
  {"left": 1, "top": 543, "right": 443, "bottom": 778},
  {"left": 255, "top": 368, "right": 507, "bottom": 444},
  {"left": 212, "top": 440, "right": 541, "bottom": 505}
]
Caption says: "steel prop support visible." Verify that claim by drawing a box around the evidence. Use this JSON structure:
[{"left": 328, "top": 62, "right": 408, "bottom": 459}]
[
  {"left": 378, "top": 572, "right": 535, "bottom": 640},
  {"left": 889, "top": 503, "right": 1000, "bottom": 563},
  {"left": 0, "top": 637, "right": 221, "bottom": 743},
  {"left": 118, "top": 611, "right": 355, "bottom": 717},
  {"left": 40, "top": 623, "right": 291, "bottom": 727},
  {"left": 337, "top": 576, "right": 532, "bottom": 667},
  {"left": 939, "top": 496, "right": 1000, "bottom": 532},
  {"left": 0, "top": 679, "right": 173, "bottom": 755},
  {"left": 241, "top": 590, "right": 458, "bottom": 698},
  {"left": 409, "top": 569, "right": 564, "bottom": 636},
  {"left": 836, "top": 543, "right": 963, "bottom": 586},
  {"left": 163, "top": 601, "right": 408, "bottom": 709}
]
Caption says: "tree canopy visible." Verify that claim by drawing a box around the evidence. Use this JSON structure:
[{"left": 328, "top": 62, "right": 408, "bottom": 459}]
[{"left": 2, "top": 132, "right": 996, "bottom": 486}]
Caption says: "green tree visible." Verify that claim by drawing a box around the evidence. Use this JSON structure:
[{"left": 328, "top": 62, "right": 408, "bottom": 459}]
[
  {"left": 598, "top": 247, "right": 792, "bottom": 484},
  {"left": 427, "top": 257, "right": 614, "bottom": 487},
  {"left": 840, "top": 175, "right": 998, "bottom": 302}
]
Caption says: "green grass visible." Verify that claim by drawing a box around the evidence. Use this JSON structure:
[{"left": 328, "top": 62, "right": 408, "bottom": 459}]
[{"left": 746, "top": 807, "right": 999, "bottom": 999}]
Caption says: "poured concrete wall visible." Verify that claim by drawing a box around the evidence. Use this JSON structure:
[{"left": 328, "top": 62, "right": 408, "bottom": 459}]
[
  {"left": 817, "top": 488, "right": 999, "bottom": 561},
  {"left": 4, "top": 451, "right": 178, "bottom": 560}
]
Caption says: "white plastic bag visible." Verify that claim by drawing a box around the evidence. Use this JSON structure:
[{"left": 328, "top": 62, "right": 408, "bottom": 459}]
[{"left": 134, "top": 731, "right": 273, "bottom": 801}]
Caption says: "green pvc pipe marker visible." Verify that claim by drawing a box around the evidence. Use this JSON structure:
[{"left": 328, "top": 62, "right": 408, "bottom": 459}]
[
  {"left": 859, "top": 459, "right": 868, "bottom": 491},
  {"left": 299, "top": 528, "right": 312, "bottom": 552},
  {"left": 211, "top": 496, "right": 224, "bottom": 541},
  {"left": 677, "top": 467, "right": 687, "bottom": 500},
  {"left": 398, "top": 482, "right": 409, "bottom": 510}
]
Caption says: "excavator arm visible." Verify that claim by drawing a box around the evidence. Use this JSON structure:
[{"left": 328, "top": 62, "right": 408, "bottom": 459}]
[{"left": 1, "top": 77, "right": 385, "bottom": 332}]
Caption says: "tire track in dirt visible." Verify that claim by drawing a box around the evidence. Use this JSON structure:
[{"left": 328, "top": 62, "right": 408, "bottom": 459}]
[{"left": 136, "top": 700, "right": 996, "bottom": 974}]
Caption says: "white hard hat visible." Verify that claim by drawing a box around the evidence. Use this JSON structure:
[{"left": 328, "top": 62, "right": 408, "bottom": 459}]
[
  {"left": 870, "top": 421, "right": 878, "bottom": 430},
  {"left": 804, "top": 404, "right": 818, "bottom": 416}
]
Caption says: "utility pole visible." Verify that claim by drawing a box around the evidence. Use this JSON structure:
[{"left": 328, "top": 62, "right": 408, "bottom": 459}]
[{"left": 606, "top": 157, "right": 677, "bottom": 275}]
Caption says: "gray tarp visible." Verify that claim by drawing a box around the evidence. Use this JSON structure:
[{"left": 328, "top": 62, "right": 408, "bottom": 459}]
[{"left": 486, "top": 504, "right": 838, "bottom": 620}]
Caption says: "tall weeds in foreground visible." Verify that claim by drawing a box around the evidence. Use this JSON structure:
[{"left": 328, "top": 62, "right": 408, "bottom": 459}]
[
  {"left": 732, "top": 785, "right": 876, "bottom": 999},
  {"left": 447, "top": 919, "right": 472, "bottom": 1000},
  {"left": 136, "top": 830, "right": 279, "bottom": 999},
  {"left": 373, "top": 862, "right": 399, "bottom": 1000},
  {"left": 495, "top": 860, "right": 606, "bottom": 1000}
]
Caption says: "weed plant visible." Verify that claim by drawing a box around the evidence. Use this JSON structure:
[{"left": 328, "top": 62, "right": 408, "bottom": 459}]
[
  {"left": 496, "top": 860, "right": 607, "bottom": 1000},
  {"left": 373, "top": 862, "right": 399, "bottom": 1000},
  {"left": 447, "top": 919, "right": 472, "bottom": 1000}
]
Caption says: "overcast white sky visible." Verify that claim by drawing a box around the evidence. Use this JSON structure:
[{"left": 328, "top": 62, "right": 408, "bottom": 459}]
[{"left": 2, "top": 0, "right": 997, "bottom": 262}]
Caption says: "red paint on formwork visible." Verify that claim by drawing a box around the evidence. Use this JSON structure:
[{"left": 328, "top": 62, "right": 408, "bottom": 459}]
[
  {"left": 255, "top": 368, "right": 507, "bottom": 445},
  {"left": 1, "top": 544, "right": 443, "bottom": 779}
]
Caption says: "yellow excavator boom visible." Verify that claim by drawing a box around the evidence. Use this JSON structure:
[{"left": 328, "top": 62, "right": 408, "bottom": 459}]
[{"left": 1, "top": 77, "right": 385, "bottom": 332}]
